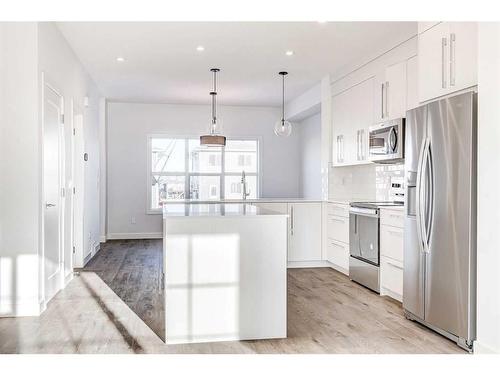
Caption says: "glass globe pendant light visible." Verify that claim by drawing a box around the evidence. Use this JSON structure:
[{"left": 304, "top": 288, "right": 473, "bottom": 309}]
[
  {"left": 274, "top": 71, "right": 292, "bottom": 137},
  {"left": 200, "top": 68, "right": 226, "bottom": 147}
]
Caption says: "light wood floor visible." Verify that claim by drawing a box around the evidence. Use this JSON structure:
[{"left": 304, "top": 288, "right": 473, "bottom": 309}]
[{"left": 0, "top": 240, "right": 465, "bottom": 354}]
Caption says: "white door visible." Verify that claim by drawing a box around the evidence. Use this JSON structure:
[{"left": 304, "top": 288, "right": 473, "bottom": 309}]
[
  {"left": 43, "top": 83, "right": 64, "bottom": 303},
  {"left": 288, "top": 203, "right": 322, "bottom": 262}
]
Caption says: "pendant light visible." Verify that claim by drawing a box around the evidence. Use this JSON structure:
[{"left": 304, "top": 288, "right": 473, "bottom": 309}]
[
  {"left": 274, "top": 71, "right": 292, "bottom": 137},
  {"left": 200, "top": 68, "right": 226, "bottom": 147}
]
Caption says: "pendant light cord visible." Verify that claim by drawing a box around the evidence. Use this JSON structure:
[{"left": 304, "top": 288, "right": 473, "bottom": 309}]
[{"left": 282, "top": 73, "right": 285, "bottom": 123}]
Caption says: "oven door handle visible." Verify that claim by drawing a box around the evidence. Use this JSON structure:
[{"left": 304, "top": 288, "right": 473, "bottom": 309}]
[{"left": 349, "top": 207, "right": 379, "bottom": 218}]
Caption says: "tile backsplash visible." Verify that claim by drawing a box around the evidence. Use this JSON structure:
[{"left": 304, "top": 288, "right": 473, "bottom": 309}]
[{"left": 329, "top": 163, "right": 404, "bottom": 201}]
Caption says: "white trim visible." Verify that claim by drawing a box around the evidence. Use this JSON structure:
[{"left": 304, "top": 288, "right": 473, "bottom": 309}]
[
  {"left": 99, "top": 235, "right": 107, "bottom": 243},
  {"left": 287, "top": 260, "right": 332, "bottom": 269},
  {"left": 326, "top": 261, "right": 349, "bottom": 275},
  {"left": 474, "top": 341, "right": 500, "bottom": 354},
  {"left": 106, "top": 232, "right": 163, "bottom": 240}
]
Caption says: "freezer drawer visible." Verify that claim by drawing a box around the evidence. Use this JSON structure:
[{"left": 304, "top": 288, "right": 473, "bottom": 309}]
[{"left": 349, "top": 256, "right": 380, "bottom": 293}]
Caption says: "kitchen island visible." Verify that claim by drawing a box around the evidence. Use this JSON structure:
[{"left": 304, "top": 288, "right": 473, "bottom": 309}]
[{"left": 162, "top": 203, "right": 288, "bottom": 344}]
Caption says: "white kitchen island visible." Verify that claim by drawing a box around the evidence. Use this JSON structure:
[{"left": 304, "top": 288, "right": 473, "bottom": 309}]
[{"left": 162, "top": 203, "right": 288, "bottom": 344}]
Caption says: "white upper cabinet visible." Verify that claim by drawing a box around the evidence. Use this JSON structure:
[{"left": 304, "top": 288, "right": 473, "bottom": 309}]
[
  {"left": 332, "top": 77, "right": 373, "bottom": 167},
  {"left": 418, "top": 22, "right": 477, "bottom": 103},
  {"left": 374, "top": 60, "right": 407, "bottom": 123},
  {"left": 406, "top": 55, "right": 419, "bottom": 111}
]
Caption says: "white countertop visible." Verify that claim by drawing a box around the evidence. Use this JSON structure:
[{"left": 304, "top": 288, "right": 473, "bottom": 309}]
[
  {"left": 162, "top": 198, "right": 323, "bottom": 204},
  {"left": 163, "top": 203, "right": 289, "bottom": 218}
]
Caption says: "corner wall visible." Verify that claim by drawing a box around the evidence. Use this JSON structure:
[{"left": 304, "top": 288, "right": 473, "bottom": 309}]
[{"left": 0, "top": 23, "right": 41, "bottom": 316}]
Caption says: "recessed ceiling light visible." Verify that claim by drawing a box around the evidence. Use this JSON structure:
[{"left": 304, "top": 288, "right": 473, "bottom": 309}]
[
  {"left": 196, "top": 45, "right": 205, "bottom": 52},
  {"left": 285, "top": 50, "right": 294, "bottom": 56},
  {"left": 116, "top": 57, "right": 125, "bottom": 62}
]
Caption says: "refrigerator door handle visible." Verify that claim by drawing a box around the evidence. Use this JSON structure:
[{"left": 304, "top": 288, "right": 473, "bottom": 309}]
[
  {"left": 419, "top": 138, "right": 432, "bottom": 254},
  {"left": 415, "top": 137, "right": 428, "bottom": 254}
]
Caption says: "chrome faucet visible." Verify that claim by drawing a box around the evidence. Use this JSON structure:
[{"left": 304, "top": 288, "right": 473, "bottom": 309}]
[{"left": 241, "top": 170, "right": 250, "bottom": 200}]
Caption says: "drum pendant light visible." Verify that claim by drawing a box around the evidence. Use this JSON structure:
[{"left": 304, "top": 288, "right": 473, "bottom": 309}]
[
  {"left": 200, "top": 68, "right": 226, "bottom": 147},
  {"left": 274, "top": 71, "right": 292, "bottom": 137}
]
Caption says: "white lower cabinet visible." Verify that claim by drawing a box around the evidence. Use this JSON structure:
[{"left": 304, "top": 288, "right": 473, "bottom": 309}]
[
  {"left": 379, "top": 208, "right": 405, "bottom": 302},
  {"left": 323, "top": 202, "right": 350, "bottom": 274},
  {"left": 288, "top": 202, "right": 322, "bottom": 264}
]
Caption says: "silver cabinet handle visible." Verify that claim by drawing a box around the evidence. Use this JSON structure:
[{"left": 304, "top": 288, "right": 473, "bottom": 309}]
[
  {"left": 290, "top": 205, "right": 294, "bottom": 235},
  {"left": 441, "top": 37, "right": 447, "bottom": 88},
  {"left": 386, "top": 260, "right": 403, "bottom": 270},
  {"left": 385, "top": 81, "right": 389, "bottom": 118},
  {"left": 45, "top": 203, "right": 56, "bottom": 208},
  {"left": 381, "top": 82, "right": 385, "bottom": 119},
  {"left": 356, "top": 130, "right": 360, "bottom": 160},
  {"left": 450, "top": 33, "right": 456, "bottom": 86}
]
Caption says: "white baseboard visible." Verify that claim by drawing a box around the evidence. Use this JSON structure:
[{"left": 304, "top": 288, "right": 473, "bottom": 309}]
[
  {"left": 287, "top": 260, "right": 331, "bottom": 268},
  {"left": 474, "top": 340, "right": 500, "bottom": 354},
  {"left": 0, "top": 298, "right": 42, "bottom": 317},
  {"left": 106, "top": 232, "right": 163, "bottom": 240},
  {"left": 99, "top": 235, "right": 107, "bottom": 243},
  {"left": 326, "top": 261, "right": 349, "bottom": 276}
]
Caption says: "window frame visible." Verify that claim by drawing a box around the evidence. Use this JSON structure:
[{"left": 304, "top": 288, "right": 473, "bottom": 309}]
[{"left": 146, "top": 134, "right": 262, "bottom": 214}]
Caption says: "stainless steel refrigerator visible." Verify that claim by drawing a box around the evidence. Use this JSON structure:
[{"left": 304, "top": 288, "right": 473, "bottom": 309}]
[{"left": 403, "top": 91, "right": 476, "bottom": 351}]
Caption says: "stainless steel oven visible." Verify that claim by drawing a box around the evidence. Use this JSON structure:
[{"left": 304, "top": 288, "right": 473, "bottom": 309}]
[
  {"left": 349, "top": 205, "right": 380, "bottom": 293},
  {"left": 368, "top": 118, "right": 405, "bottom": 163}
]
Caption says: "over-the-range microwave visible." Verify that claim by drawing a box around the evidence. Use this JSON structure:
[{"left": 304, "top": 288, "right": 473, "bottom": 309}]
[{"left": 368, "top": 118, "right": 405, "bottom": 163}]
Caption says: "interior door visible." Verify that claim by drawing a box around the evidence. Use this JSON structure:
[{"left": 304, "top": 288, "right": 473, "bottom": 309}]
[
  {"left": 43, "top": 83, "right": 64, "bottom": 303},
  {"left": 72, "top": 111, "right": 85, "bottom": 268},
  {"left": 288, "top": 203, "right": 322, "bottom": 262},
  {"left": 424, "top": 92, "right": 475, "bottom": 340}
]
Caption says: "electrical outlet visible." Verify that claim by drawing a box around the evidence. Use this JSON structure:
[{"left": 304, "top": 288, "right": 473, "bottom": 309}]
[{"left": 131, "top": 216, "right": 136, "bottom": 225}]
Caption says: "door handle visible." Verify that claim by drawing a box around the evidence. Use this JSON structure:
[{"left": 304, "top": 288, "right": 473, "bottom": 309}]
[
  {"left": 45, "top": 203, "right": 56, "bottom": 208},
  {"left": 290, "top": 206, "right": 294, "bottom": 236}
]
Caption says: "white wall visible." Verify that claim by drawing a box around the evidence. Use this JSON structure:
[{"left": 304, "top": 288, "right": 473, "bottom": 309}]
[
  {"left": 106, "top": 102, "right": 300, "bottom": 237},
  {"left": 476, "top": 22, "right": 500, "bottom": 354},
  {"left": 297, "top": 112, "right": 322, "bottom": 199},
  {"left": 37, "top": 22, "right": 101, "bottom": 273},
  {"left": 0, "top": 23, "right": 40, "bottom": 316}
]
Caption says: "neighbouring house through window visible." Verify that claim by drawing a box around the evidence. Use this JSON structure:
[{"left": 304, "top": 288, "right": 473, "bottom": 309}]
[{"left": 148, "top": 136, "right": 260, "bottom": 211}]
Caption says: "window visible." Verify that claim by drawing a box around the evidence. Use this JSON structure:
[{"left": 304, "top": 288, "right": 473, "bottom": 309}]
[{"left": 148, "top": 136, "right": 260, "bottom": 211}]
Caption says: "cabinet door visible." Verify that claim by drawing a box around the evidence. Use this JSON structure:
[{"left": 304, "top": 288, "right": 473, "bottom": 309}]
[
  {"left": 288, "top": 203, "right": 322, "bottom": 262},
  {"left": 406, "top": 55, "right": 419, "bottom": 111},
  {"left": 356, "top": 77, "right": 374, "bottom": 161},
  {"left": 326, "top": 239, "right": 349, "bottom": 273},
  {"left": 373, "top": 72, "right": 386, "bottom": 123},
  {"left": 386, "top": 61, "right": 407, "bottom": 119},
  {"left": 418, "top": 22, "right": 450, "bottom": 102},
  {"left": 332, "top": 93, "right": 346, "bottom": 165},
  {"left": 449, "top": 22, "right": 477, "bottom": 93}
]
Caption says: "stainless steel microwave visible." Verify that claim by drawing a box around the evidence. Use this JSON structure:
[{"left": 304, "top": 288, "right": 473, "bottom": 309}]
[{"left": 368, "top": 118, "right": 405, "bottom": 163}]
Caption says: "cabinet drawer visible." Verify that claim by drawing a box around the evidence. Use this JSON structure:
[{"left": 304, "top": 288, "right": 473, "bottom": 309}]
[
  {"left": 380, "top": 225, "right": 404, "bottom": 262},
  {"left": 380, "top": 209, "right": 404, "bottom": 228},
  {"left": 380, "top": 256, "right": 403, "bottom": 299},
  {"left": 326, "top": 215, "right": 349, "bottom": 243},
  {"left": 326, "top": 203, "right": 349, "bottom": 218},
  {"left": 326, "top": 239, "right": 349, "bottom": 272}
]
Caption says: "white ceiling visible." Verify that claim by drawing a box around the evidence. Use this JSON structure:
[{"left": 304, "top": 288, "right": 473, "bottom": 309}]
[{"left": 57, "top": 22, "right": 417, "bottom": 107}]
